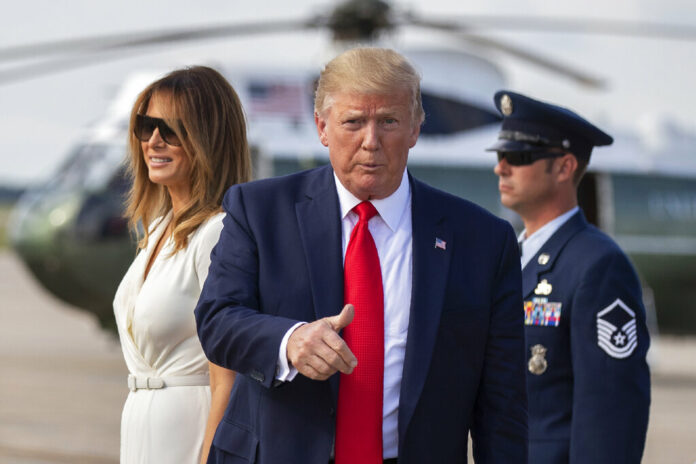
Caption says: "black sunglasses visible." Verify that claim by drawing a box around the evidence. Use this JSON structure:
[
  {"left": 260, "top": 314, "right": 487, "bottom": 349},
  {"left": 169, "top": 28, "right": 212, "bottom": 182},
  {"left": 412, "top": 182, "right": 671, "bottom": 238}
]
[
  {"left": 497, "top": 151, "right": 563, "bottom": 166},
  {"left": 134, "top": 114, "right": 185, "bottom": 146}
]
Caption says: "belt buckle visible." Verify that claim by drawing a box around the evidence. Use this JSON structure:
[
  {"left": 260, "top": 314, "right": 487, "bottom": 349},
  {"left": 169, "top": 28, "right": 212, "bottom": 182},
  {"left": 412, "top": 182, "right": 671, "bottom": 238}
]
[
  {"left": 127, "top": 374, "right": 137, "bottom": 392},
  {"left": 128, "top": 375, "right": 164, "bottom": 391},
  {"left": 146, "top": 377, "right": 164, "bottom": 389}
]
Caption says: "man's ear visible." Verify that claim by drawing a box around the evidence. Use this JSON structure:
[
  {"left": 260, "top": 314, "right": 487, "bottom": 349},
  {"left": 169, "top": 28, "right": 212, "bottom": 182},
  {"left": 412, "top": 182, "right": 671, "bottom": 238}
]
[
  {"left": 315, "top": 111, "right": 329, "bottom": 147},
  {"left": 556, "top": 153, "right": 578, "bottom": 183},
  {"left": 408, "top": 120, "right": 421, "bottom": 149}
]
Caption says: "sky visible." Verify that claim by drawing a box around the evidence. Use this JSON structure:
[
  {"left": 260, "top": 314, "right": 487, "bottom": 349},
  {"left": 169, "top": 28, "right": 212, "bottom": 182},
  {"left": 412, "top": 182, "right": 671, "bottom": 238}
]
[{"left": 1, "top": 0, "right": 695, "bottom": 185}]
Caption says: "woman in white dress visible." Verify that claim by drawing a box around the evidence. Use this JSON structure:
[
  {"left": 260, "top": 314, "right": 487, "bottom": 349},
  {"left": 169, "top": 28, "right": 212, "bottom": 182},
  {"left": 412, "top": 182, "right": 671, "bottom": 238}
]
[{"left": 113, "top": 66, "right": 250, "bottom": 464}]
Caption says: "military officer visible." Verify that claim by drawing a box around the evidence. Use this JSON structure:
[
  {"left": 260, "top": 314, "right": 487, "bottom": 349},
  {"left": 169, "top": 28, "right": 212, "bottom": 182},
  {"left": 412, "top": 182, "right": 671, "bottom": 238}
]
[{"left": 488, "top": 90, "right": 650, "bottom": 463}]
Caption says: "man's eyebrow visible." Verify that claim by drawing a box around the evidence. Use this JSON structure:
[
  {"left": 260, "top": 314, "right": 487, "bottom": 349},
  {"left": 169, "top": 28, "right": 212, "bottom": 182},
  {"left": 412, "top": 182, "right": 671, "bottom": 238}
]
[
  {"left": 375, "top": 107, "right": 402, "bottom": 116},
  {"left": 339, "top": 110, "right": 366, "bottom": 119},
  {"left": 340, "top": 107, "right": 401, "bottom": 117}
]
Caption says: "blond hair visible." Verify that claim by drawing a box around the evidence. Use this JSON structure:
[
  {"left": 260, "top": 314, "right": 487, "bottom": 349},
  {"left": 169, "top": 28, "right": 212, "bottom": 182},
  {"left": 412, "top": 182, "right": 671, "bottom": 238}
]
[
  {"left": 126, "top": 66, "right": 250, "bottom": 252},
  {"left": 314, "top": 47, "right": 425, "bottom": 124}
]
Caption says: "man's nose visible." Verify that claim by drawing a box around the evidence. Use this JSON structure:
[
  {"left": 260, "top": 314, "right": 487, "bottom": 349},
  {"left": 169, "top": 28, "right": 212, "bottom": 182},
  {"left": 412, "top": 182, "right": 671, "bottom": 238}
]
[
  {"left": 361, "top": 121, "right": 380, "bottom": 151},
  {"left": 494, "top": 157, "right": 509, "bottom": 176}
]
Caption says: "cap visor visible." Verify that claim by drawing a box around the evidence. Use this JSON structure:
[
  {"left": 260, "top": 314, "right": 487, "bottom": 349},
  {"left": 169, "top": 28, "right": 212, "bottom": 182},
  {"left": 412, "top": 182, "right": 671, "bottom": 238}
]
[{"left": 485, "top": 139, "right": 539, "bottom": 152}]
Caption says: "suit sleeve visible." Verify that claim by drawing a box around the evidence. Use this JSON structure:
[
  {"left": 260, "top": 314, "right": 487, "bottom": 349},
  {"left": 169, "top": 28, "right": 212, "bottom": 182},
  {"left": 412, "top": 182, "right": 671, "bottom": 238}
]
[
  {"left": 569, "top": 250, "right": 651, "bottom": 463},
  {"left": 193, "top": 214, "right": 224, "bottom": 289},
  {"left": 195, "top": 186, "right": 300, "bottom": 389},
  {"left": 471, "top": 222, "right": 529, "bottom": 463}
]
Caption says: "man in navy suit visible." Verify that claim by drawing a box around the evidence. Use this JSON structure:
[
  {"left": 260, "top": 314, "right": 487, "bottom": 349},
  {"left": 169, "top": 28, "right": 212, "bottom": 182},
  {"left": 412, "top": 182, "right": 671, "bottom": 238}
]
[
  {"left": 195, "top": 48, "right": 528, "bottom": 464},
  {"left": 489, "top": 90, "right": 651, "bottom": 463}
]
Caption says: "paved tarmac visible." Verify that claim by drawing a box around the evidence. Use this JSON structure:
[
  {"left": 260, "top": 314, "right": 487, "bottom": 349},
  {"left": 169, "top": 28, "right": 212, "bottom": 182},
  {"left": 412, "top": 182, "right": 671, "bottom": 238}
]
[{"left": 0, "top": 250, "right": 695, "bottom": 463}]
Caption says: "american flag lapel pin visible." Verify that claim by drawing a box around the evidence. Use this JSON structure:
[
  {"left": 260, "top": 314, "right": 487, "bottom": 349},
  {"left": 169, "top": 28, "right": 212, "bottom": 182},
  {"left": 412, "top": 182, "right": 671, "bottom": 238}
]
[{"left": 434, "top": 237, "right": 447, "bottom": 250}]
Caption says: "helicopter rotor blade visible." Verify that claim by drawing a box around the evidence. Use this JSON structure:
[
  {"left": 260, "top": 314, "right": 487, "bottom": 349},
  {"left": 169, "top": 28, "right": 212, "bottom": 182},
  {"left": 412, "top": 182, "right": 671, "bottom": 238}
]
[
  {"left": 3, "top": 4, "right": 693, "bottom": 88},
  {"left": 0, "top": 53, "right": 131, "bottom": 85},
  {"left": 0, "top": 19, "right": 320, "bottom": 63},
  {"left": 406, "top": 15, "right": 606, "bottom": 89},
  {"left": 421, "top": 14, "right": 696, "bottom": 42},
  {"left": 0, "top": 18, "right": 324, "bottom": 85}
]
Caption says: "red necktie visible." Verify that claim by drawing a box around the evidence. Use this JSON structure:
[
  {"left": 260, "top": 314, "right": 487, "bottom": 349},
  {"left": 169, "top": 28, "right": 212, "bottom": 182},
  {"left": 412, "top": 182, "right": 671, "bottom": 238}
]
[{"left": 335, "top": 201, "right": 384, "bottom": 464}]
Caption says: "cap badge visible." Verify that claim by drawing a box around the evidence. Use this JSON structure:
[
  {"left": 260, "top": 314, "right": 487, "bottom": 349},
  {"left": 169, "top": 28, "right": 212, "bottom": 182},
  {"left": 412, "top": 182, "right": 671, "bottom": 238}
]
[
  {"left": 562, "top": 139, "right": 571, "bottom": 149},
  {"left": 534, "top": 279, "right": 553, "bottom": 295},
  {"left": 538, "top": 253, "right": 550, "bottom": 265},
  {"left": 500, "top": 94, "right": 513, "bottom": 116},
  {"left": 528, "top": 344, "right": 548, "bottom": 375}
]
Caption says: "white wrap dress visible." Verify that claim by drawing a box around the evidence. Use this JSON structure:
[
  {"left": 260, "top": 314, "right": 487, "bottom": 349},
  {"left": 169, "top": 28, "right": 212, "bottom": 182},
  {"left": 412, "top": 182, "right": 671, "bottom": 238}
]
[{"left": 113, "top": 212, "right": 224, "bottom": 464}]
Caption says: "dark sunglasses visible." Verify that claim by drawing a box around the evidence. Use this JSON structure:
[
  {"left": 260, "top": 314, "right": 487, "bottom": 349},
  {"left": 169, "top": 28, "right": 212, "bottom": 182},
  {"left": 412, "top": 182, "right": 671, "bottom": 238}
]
[
  {"left": 134, "top": 114, "right": 185, "bottom": 146},
  {"left": 497, "top": 151, "right": 563, "bottom": 167}
]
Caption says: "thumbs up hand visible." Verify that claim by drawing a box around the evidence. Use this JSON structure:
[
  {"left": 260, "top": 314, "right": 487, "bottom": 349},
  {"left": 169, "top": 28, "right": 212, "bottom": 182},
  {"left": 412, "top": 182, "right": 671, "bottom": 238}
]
[
  {"left": 287, "top": 304, "right": 358, "bottom": 381},
  {"left": 326, "top": 303, "right": 355, "bottom": 332}
]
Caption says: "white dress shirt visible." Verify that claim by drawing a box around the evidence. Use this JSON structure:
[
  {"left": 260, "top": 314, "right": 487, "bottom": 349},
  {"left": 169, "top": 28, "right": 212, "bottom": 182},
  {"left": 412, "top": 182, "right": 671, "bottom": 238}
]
[
  {"left": 277, "top": 169, "right": 412, "bottom": 459},
  {"left": 519, "top": 206, "right": 579, "bottom": 268}
]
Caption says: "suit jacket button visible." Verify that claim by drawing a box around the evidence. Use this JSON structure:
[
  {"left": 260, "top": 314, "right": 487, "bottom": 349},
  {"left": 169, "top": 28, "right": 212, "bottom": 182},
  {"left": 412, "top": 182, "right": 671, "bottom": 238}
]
[{"left": 329, "top": 407, "right": 335, "bottom": 416}]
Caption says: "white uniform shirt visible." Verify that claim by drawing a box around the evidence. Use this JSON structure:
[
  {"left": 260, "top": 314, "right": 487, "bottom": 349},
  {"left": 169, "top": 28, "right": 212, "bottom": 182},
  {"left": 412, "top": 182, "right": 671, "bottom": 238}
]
[{"left": 519, "top": 206, "right": 579, "bottom": 268}]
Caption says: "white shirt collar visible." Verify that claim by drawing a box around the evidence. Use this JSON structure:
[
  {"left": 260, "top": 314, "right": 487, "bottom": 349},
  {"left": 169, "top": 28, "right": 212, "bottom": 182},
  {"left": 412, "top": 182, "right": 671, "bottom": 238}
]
[
  {"left": 519, "top": 206, "right": 579, "bottom": 268},
  {"left": 333, "top": 170, "right": 411, "bottom": 232}
]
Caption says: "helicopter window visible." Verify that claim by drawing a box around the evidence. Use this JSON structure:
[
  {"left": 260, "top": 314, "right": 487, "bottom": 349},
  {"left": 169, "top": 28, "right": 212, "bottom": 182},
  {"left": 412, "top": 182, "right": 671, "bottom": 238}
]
[
  {"left": 48, "top": 143, "right": 127, "bottom": 191},
  {"left": 420, "top": 92, "right": 501, "bottom": 136},
  {"left": 45, "top": 147, "right": 86, "bottom": 190},
  {"left": 83, "top": 144, "right": 127, "bottom": 190}
]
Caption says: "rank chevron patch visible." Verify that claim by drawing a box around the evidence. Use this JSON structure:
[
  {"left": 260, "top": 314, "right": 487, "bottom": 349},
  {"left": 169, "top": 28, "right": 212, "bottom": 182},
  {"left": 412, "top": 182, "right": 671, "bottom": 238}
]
[{"left": 596, "top": 298, "right": 638, "bottom": 359}]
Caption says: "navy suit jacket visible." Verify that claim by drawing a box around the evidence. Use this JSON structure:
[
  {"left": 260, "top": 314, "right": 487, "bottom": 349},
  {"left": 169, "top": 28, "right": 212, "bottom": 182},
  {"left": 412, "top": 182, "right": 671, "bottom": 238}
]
[
  {"left": 522, "top": 211, "right": 650, "bottom": 463},
  {"left": 195, "top": 165, "right": 527, "bottom": 463}
]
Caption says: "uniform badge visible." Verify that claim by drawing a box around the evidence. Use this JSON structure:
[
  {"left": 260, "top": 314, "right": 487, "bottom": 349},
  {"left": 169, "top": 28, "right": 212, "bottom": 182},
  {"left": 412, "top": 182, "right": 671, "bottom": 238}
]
[
  {"left": 524, "top": 297, "right": 562, "bottom": 327},
  {"left": 500, "top": 94, "right": 513, "bottom": 116},
  {"left": 596, "top": 298, "right": 638, "bottom": 359},
  {"left": 528, "top": 344, "right": 548, "bottom": 375},
  {"left": 534, "top": 279, "right": 552, "bottom": 295},
  {"left": 538, "top": 253, "right": 550, "bottom": 265}
]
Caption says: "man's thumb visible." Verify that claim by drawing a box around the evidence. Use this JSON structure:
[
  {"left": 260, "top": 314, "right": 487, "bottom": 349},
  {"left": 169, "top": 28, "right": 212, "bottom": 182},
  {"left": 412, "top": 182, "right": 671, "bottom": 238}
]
[{"left": 328, "top": 304, "right": 354, "bottom": 331}]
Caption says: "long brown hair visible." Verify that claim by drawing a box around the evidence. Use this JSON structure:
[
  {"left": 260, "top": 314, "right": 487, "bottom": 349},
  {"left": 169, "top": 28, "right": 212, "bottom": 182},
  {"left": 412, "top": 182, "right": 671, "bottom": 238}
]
[{"left": 126, "top": 66, "right": 250, "bottom": 252}]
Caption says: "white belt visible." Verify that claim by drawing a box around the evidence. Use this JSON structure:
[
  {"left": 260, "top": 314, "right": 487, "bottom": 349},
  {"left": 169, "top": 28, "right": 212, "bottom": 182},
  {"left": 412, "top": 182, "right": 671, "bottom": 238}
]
[{"left": 127, "top": 374, "right": 209, "bottom": 392}]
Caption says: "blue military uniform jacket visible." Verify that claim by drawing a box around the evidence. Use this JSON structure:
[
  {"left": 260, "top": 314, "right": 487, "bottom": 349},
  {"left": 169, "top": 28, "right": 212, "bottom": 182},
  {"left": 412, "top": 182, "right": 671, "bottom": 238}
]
[{"left": 522, "top": 210, "right": 650, "bottom": 463}]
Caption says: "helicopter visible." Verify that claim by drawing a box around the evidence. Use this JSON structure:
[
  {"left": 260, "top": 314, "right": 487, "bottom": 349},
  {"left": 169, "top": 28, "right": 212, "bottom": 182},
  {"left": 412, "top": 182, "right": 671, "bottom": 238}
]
[{"left": 4, "top": 0, "right": 696, "bottom": 333}]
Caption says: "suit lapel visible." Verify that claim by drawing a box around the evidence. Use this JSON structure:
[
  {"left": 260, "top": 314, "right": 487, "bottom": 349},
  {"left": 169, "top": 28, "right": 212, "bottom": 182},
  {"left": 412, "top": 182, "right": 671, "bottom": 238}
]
[
  {"left": 522, "top": 211, "right": 588, "bottom": 298},
  {"left": 398, "top": 176, "right": 451, "bottom": 441},
  {"left": 295, "top": 166, "right": 344, "bottom": 321},
  {"left": 295, "top": 166, "right": 344, "bottom": 400}
]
